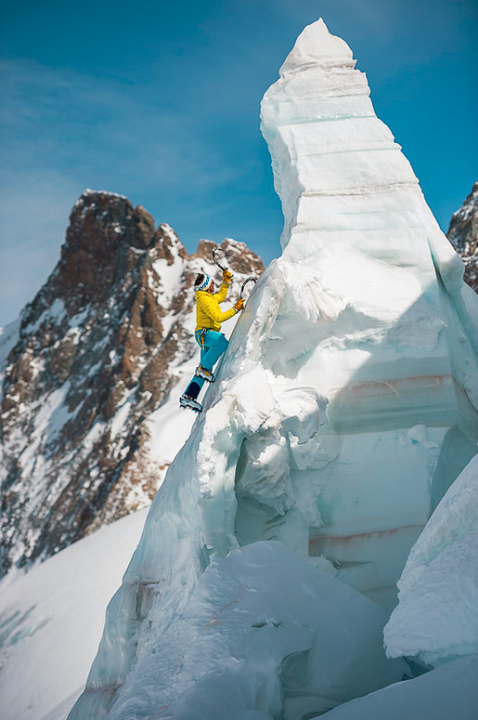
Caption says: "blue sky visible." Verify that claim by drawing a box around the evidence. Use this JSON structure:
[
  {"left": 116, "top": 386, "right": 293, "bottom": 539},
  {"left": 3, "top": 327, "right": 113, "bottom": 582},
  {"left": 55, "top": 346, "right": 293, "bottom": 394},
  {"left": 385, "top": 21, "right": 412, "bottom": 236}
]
[{"left": 1, "top": 0, "right": 477, "bottom": 325}]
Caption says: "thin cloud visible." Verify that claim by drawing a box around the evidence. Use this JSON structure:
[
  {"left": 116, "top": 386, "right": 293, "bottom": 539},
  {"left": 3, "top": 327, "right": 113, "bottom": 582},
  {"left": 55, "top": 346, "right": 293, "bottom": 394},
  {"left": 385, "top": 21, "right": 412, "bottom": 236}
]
[
  {"left": 0, "top": 58, "right": 235, "bottom": 189},
  {"left": 0, "top": 58, "right": 247, "bottom": 324}
]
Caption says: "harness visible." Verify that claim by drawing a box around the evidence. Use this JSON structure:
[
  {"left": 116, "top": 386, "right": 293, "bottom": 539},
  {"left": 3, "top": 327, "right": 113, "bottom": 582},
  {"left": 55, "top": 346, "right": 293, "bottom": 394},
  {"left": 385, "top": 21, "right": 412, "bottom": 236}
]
[{"left": 195, "top": 328, "right": 208, "bottom": 349}]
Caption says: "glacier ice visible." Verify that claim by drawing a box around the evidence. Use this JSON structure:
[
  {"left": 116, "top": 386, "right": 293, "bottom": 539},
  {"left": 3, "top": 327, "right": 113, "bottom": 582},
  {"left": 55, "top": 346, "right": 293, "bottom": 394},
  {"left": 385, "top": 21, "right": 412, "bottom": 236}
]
[
  {"left": 68, "top": 18, "right": 478, "bottom": 720},
  {"left": 384, "top": 452, "right": 478, "bottom": 667},
  {"left": 101, "top": 543, "right": 407, "bottom": 720},
  {"left": 316, "top": 654, "right": 478, "bottom": 720}
]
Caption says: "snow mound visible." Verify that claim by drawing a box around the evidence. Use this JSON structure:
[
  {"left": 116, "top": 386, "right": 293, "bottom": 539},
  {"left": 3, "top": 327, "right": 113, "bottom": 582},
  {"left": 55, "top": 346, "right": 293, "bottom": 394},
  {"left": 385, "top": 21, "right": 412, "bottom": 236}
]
[
  {"left": 315, "top": 654, "right": 478, "bottom": 720},
  {"left": 384, "top": 453, "right": 478, "bottom": 667}
]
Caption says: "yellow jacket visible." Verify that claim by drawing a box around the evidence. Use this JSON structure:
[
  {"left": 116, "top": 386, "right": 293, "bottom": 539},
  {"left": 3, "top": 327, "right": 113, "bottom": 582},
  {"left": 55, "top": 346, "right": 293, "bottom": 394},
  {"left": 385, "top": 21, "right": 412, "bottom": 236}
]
[{"left": 195, "top": 281, "right": 236, "bottom": 332}]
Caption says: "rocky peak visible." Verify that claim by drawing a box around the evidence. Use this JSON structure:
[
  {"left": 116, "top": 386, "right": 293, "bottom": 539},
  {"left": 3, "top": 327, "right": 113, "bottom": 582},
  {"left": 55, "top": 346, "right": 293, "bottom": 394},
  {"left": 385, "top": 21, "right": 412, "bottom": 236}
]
[
  {"left": 447, "top": 181, "right": 478, "bottom": 292},
  {"left": 0, "top": 191, "right": 264, "bottom": 576},
  {"left": 155, "top": 223, "right": 189, "bottom": 264},
  {"left": 21, "top": 190, "right": 162, "bottom": 326},
  {"left": 193, "top": 237, "right": 264, "bottom": 276}
]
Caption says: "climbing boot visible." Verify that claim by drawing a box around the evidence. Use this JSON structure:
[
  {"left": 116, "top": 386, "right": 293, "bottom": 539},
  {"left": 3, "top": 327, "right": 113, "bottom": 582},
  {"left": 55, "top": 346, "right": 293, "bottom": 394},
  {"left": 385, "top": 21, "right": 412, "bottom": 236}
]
[
  {"left": 195, "top": 365, "right": 216, "bottom": 383},
  {"left": 179, "top": 395, "right": 203, "bottom": 413}
]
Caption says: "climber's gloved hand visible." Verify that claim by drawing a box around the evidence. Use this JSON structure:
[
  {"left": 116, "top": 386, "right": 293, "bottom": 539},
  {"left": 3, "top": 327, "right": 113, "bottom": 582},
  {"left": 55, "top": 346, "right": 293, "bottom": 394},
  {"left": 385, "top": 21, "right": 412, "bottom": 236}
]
[
  {"left": 234, "top": 298, "right": 245, "bottom": 312},
  {"left": 223, "top": 268, "right": 233, "bottom": 283}
]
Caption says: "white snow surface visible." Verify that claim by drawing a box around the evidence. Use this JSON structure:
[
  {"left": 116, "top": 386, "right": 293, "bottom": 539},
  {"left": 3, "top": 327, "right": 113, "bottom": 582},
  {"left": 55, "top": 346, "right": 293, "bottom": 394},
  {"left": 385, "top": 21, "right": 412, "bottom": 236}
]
[
  {"left": 0, "top": 509, "right": 148, "bottom": 720},
  {"left": 384, "top": 452, "right": 478, "bottom": 667},
  {"left": 316, "top": 653, "right": 478, "bottom": 720},
  {"left": 68, "top": 18, "right": 478, "bottom": 720}
]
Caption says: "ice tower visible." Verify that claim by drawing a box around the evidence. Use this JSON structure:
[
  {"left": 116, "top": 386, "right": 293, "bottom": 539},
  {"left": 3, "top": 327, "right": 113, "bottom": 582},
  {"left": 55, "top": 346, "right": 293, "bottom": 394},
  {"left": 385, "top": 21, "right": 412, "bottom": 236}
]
[
  {"left": 257, "top": 17, "right": 478, "bottom": 607},
  {"left": 68, "top": 19, "right": 478, "bottom": 720}
]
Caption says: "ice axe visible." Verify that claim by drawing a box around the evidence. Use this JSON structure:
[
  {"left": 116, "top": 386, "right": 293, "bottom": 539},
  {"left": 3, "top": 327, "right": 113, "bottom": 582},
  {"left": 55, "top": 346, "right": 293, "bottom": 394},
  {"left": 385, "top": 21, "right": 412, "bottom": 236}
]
[
  {"left": 212, "top": 247, "right": 234, "bottom": 279},
  {"left": 240, "top": 277, "right": 257, "bottom": 297},
  {"left": 212, "top": 246, "right": 257, "bottom": 305},
  {"left": 237, "top": 277, "right": 256, "bottom": 312}
]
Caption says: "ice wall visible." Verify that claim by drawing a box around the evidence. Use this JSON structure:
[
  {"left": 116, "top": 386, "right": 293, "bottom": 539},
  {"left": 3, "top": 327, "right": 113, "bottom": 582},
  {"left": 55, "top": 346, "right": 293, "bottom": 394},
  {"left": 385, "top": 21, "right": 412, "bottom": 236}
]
[
  {"left": 69, "top": 19, "right": 478, "bottom": 720},
  {"left": 258, "top": 17, "right": 478, "bottom": 609}
]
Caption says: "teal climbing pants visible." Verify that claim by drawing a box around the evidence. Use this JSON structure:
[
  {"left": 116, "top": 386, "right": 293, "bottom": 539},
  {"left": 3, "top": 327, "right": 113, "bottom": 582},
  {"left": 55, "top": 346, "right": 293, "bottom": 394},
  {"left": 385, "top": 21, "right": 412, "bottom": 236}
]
[{"left": 183, "top": 329, "right": 228, "bottom": 399}]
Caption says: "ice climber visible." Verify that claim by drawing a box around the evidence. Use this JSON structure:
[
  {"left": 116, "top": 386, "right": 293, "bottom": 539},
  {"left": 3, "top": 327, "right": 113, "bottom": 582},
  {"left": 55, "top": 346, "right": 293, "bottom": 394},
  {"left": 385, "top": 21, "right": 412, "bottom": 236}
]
[{"left": 179, "top": 269, "right": 244, "bottom": 412}]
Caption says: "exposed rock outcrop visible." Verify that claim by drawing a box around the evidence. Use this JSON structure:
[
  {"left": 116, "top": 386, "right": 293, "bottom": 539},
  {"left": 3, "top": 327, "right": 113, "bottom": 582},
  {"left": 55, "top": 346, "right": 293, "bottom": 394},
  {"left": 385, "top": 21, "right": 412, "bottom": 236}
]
[
  {"left": 447, "top": 181, "right": 478, "bottom": 292},
  {"left": 0, "top": 190, "right": 263, "bottom": 575}
]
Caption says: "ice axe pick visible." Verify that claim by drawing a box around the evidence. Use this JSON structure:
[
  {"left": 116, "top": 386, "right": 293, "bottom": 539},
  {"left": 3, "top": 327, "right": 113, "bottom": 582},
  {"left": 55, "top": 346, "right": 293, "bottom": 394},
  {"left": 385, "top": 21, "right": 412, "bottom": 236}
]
[{"left": 212, "top": 247, "right": 234, "bottom": 278}]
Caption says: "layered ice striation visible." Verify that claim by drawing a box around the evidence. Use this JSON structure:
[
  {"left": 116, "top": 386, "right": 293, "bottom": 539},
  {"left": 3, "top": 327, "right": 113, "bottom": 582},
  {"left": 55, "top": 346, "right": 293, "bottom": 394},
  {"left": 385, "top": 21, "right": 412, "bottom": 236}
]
[
  {"left": 259, "top": 17, "right": 478, "bottom": 609},
  {"left": 69, "top": 19, "right": 478, "bottom": 719}
]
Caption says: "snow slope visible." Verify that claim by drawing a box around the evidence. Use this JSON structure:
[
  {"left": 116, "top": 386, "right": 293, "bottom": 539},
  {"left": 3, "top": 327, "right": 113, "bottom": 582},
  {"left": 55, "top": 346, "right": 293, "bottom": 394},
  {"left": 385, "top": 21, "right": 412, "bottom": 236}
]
[
  {"left": 317, "top": 654, "right": 478, "bottom": 720},
  {"left": 0, "top": 509, "right": 148, "bottom": 720},
  {"left": 69, "top": 18, "right": 478, "bottom": 720}
]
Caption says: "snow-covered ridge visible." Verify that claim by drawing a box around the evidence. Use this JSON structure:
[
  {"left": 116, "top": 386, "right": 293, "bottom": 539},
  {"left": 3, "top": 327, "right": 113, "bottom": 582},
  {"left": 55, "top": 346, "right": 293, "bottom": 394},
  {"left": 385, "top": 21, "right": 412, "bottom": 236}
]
[{"left": 0, "top": 191, "right": 263, "bottom": 575}]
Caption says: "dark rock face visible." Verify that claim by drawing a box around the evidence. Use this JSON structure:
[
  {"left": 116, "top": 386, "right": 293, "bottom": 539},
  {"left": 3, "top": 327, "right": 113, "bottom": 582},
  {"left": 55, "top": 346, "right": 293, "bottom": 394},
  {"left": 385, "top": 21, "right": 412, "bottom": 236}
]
[
  {"left": 0, "top": 190, "right": 264, "bottom": 575},
  {"left": 447, "top": 181, "right": 478, "bottom": 292}
]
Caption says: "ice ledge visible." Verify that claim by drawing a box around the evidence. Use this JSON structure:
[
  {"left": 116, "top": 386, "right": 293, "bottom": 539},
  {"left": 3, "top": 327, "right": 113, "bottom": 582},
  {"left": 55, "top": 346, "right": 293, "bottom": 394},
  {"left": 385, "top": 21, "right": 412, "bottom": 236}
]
[{"left": 280, "top": 19, "right": 356, "bottom": 77}]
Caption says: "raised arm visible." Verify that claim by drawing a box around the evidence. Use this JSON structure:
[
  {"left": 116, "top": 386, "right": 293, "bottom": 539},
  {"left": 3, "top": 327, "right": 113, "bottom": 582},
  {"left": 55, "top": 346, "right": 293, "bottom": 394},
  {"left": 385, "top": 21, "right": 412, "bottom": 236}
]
[
  {"left": 197, "top": 292, "right": 237, "bottom": 324},
  {"left": 213, "top": 280, "right": 231, "bottom": 304}
]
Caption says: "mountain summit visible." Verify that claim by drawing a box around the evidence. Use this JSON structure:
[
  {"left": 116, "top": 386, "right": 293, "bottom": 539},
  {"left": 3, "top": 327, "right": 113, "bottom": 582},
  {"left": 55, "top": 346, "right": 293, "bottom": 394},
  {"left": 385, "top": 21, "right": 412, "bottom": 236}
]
[{"left": 0, "top": 190, "right": 263, "bottom": 575}]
